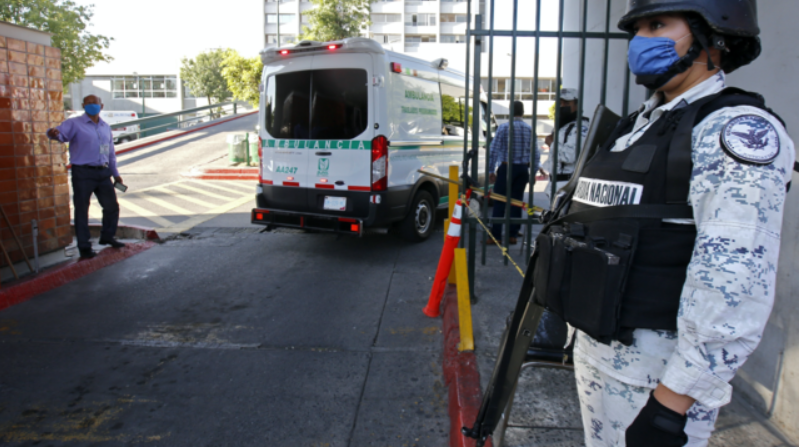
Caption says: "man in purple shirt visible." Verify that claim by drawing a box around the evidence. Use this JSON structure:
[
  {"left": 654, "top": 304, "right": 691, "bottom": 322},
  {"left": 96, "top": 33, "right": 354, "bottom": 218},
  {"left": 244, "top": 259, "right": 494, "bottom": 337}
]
[{"left": 47, "top": 95, "right": 125, "bottom": 259}]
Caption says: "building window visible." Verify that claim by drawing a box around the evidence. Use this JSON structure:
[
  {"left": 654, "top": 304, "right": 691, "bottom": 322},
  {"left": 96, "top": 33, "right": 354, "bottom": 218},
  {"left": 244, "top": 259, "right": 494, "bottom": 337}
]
[
  {"left": 440, "top": 14, "right": 467, "bottom": 23},
  {"left": 482, "top": 78, "right": 540, "bottom": 101},
  {"left": 440, "top": 35, "right": 465, "bottom": 43},
  {"left": 267, "top": 35, "right": 296, "bottom": 44},
  {"left": 405, "top": 35, "right": 436, "bottom": 43},
  {"left": 373, "top": 34, "right": 402, "bottom": 44},
  {"left": 112, "top": 76, "right": 178, "bottom": 99},
  {"left": 372, "top": 13, "right": 402, "bottom": 23},
  {"left": 266, "top": 14, "right": 294, "bottom": 24},
  {"left": 537, "top": 78, "right": 556, "bottom": 100},
  {"left": 405, "top": 13, "right": 436, "bottom": 26}
]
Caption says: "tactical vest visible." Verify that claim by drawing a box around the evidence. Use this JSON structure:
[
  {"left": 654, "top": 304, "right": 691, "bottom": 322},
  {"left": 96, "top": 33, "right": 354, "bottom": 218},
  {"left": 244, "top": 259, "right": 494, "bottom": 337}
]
[{"left": 533, "top": 88, "right": 783, "bottom": 345}]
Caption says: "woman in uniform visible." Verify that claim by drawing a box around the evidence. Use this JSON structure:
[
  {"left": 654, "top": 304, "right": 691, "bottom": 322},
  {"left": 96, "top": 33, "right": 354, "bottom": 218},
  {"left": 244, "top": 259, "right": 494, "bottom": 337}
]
[{"left": 546, "top": 1, "right": 796, "bottom": 446}]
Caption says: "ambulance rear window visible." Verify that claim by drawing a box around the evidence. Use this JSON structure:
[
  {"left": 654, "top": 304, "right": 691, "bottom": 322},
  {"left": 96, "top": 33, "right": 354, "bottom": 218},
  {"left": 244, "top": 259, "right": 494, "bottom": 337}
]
[{"left": 265, "top": 69, "right": 368, "bottom": 140}]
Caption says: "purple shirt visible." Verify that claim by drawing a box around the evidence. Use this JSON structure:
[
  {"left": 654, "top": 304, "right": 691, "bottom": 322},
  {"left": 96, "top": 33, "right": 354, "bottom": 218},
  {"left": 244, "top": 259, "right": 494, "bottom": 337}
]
[{"left": 48, "top": 114, "right": 119, "bottom": 177}]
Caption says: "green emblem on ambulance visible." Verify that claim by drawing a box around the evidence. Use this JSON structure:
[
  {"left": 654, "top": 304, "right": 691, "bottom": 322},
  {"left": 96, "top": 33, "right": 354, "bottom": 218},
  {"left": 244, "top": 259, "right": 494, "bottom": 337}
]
[{"left": 317, "top": 158, "right": 329, "bottom": 176}]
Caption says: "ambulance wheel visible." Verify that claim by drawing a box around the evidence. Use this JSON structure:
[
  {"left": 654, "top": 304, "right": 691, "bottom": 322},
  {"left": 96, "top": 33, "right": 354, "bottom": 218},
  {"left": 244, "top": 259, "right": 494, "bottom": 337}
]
[{"left": 399, "top": 190, "right": 435, "bottom": 242}]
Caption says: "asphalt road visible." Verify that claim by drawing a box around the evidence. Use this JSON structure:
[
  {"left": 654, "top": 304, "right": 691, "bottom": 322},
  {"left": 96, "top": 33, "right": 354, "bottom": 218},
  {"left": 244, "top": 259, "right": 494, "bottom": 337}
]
[{"left": 0, "top": 227, "right": 451, "bottom": 446}]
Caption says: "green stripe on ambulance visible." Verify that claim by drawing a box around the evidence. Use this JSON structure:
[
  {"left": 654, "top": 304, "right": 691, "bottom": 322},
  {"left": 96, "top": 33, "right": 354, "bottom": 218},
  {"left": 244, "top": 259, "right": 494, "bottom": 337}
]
[{"left": 264, "top": 139, "right": 372, "bottom": 150}]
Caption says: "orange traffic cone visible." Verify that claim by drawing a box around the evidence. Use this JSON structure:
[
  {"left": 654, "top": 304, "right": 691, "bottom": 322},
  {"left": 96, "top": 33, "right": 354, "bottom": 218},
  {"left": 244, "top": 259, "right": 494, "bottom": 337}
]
[{"left": 423, "top": 199, "right": 463, "bottom": 317}]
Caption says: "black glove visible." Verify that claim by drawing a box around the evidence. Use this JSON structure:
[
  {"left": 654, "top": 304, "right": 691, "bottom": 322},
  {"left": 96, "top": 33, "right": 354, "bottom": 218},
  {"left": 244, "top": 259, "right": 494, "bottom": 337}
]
[{"left": 625, "top": 391, "right": 688, "bottom": 447}]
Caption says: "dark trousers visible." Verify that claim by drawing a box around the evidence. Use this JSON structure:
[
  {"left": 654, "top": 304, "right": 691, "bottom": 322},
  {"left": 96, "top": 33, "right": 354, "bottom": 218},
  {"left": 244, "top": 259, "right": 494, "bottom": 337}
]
[
  {"left": 71, "top": 165, "right": 119, "bottom": 249},
  {"left": 492, "top": 163, "right": 529, "bottom": 239}
]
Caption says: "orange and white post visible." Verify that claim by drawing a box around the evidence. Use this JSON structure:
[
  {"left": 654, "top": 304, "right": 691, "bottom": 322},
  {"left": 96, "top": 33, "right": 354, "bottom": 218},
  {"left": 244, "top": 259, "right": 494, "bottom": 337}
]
[{"left": 422, "top": 199, "right": 463, "bottom": 318}]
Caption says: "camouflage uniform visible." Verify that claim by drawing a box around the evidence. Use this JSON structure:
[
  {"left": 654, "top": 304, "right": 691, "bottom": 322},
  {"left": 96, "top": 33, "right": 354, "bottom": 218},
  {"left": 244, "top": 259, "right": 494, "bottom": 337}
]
[
  {"left": 544, "top": 118, "right": 589, "bottom": 199},
  {"left": 573, "top": 71, "right": 796, "bottom": 447}
]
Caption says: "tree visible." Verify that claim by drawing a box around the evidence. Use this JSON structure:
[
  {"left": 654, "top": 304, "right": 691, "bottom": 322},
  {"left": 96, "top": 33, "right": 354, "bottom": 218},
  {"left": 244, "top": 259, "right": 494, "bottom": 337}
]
[
  {"left": 0, "top": 0, "right": 112, "bottom": 88},
  {"left": 180, "top": 48, "right": 231, "bottom": 107},
  {"left": 220, "top": 50, "right": 262, "bottom": 108},
  {"left": 300, "top": 0, "right": 371, "bottom": 42}
]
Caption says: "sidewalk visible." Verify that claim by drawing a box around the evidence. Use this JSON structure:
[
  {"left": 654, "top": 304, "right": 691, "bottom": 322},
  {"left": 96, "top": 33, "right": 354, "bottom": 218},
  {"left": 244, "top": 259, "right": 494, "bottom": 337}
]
[{"left": 462, "top": 187, "right": 793, "bottom": 446}]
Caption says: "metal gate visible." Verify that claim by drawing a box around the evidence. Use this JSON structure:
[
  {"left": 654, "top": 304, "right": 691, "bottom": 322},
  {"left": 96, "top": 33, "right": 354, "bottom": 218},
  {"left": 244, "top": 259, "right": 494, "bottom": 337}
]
[{"left": 460, "top": 0, "right": 631, "bottom": 300}]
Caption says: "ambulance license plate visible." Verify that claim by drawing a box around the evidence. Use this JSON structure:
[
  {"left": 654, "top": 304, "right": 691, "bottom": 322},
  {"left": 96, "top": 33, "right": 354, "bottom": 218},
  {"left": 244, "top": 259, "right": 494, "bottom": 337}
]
[{"left": 323, "top": 196, "right": 347, "bottom": 211}]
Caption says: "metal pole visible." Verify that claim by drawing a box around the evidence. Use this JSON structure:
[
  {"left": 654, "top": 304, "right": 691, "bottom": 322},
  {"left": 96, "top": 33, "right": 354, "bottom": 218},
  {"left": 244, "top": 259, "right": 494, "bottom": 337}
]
[
  {"left": 460, "top": 0, "right": 472, "bottom": 248},
  {"left": 574, "top": 0, "right": 588, "bottom": 160},
  {"left": 600, "top": 0, "right": 612, "bottom": 106},
  {"left": 31, "top": 220, "right": 39, "bottom": 273},
  {"left": 524, "top": 0, "right": 542, "bottom": 259},
  {"left": 502, "top": 0, "right": 519, "bottom": 266},
  {"left": 469, "top": 14, "right": 483, "bottom": 302},
  {"left": 550, "top": 0, "right": 565, "bottom": 201},
  {"left": 622, "top": 61, "right": 631, "bottom": 116},
  {"left": 480, "top": 0, "right": 495, "bottom": 267},
  {"left": 277, "top": 0, "right": 281, "bottom": 47},
  {"left": 140, "top": 77, "right": 145, "bottom": 116}
]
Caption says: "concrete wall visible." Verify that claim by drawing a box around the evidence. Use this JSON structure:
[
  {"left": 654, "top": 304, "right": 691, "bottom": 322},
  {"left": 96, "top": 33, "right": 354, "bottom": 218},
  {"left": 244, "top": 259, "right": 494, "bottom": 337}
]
[
  {"left": 561, "top": 0, "right": 799, "bottom": 442},
  {"left": 725, "top": 2, "right": 799, "bottom": 443}
]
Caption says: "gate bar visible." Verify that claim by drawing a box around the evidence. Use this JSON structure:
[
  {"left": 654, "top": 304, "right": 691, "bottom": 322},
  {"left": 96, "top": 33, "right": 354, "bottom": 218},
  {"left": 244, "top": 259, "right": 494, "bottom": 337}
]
[
  {"left": 502, "top": 0, "right": 520, "bottom": 266},
  {"left": 480, "top": 0, "right": 496, "bottom": 267},
  {"left": 469, "top": 14, "right": 484, "bottom": 300},
  {"left": 574, "top": 0, "right": 589, "bottom": 160},
  {"left": 523, "top": 0, "right": 543, "bottom": 259},
  {"left": 600, "top": 0, "right": 613, "bottom": 106},
  {"left": 549, "top": 0, "right": 566, "bottom": 201}
]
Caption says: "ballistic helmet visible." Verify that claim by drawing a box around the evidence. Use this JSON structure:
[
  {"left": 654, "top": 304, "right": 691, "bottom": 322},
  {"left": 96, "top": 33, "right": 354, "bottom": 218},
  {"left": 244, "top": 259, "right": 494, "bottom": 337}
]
[{"left": 618, "top": 0, "right": 761, "bottom": 73}]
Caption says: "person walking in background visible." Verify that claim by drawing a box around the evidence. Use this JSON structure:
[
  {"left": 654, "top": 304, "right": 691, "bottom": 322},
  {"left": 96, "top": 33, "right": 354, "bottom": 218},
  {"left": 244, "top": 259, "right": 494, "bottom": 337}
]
[
  {"left": 541, "top": 87, "right": 589, "bottom": 204},
  {"left": 486, "top": 101, "right": 537, "bottom": 245},
  {"left": 47, "top": 95, "right": 126, "bottom": 259}
]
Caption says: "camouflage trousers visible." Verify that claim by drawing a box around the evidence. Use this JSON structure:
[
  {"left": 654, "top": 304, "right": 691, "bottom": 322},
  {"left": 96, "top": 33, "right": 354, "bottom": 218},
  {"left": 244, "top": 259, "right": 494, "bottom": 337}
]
[{"left": 574, "top": 354, "right": 719, "bottom": 447}]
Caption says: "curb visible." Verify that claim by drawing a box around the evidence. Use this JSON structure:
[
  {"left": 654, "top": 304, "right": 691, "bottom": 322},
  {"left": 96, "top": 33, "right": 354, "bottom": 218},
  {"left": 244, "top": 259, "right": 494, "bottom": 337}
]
[
  {"left": 0, "top": 241, "right": 156, "bottom": 312},
  {"left": 79, "top": 223, "right": 161, "bottom": 241},
  {"left": 181, "top": 166, "right": 259, "bottom": 181},
  {"left": 441, "top": 284, "right": 492, "bottom": 447}
]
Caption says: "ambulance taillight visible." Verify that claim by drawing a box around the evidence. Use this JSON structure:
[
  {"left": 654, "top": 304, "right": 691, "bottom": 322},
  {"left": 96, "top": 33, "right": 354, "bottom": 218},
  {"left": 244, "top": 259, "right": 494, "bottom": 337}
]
[{"left": 371, "top": 135, "right": 388, "bottom": 191}]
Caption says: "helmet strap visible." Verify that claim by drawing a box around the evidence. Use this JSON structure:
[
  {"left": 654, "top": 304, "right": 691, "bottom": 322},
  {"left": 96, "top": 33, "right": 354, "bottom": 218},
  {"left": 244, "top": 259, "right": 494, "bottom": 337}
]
[
  {"left": 635, "top": 40, "right": 702, "bottom": 90},
  {"left": 690, "top": 27, "right": 715, "bottom": 71}
]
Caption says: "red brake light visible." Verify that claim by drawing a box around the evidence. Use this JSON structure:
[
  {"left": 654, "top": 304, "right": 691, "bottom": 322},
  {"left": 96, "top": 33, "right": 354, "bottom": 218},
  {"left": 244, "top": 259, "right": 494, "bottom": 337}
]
[
  {"left": 351, "top": 224, "right": 359, "bottom": 232},
  {"left": 328, "top": 44, "right": 337, "bottom": 50},
  {"left": 256, "top": 213, "right": 264, "bottom": 220},
  {"left": 131, "top": 113, "right": 135, "bottom": 116},
  {"left": 280, "top": 50, "right": 290, "bottom": 55},
  {"left": 391, "top": 62, "right": 402, "bottom": 73},
  {"left": 371, "top": 135, "right": 388, "bottom": 192}
]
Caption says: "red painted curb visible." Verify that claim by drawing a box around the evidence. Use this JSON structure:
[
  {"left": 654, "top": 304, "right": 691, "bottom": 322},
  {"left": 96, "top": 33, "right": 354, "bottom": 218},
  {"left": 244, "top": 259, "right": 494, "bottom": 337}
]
[
  {"left": 181, "top": 166, "right": 259, "bottom": 181},
  {"left": 441, "top": 285, "right": 492, "bottom": 447},
  {"left": 0, "top": 241, "right": 156, "bottom": 311}
]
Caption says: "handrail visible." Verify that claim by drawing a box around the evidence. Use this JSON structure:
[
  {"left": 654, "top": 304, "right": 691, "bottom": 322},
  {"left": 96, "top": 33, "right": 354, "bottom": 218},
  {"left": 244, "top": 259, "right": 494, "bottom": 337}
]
[
  {"left": 109, "top": 101, "right": 253, "bottom": 140},
  {"left": 112, "top": 102, "right": 242, "bottom": 128}
]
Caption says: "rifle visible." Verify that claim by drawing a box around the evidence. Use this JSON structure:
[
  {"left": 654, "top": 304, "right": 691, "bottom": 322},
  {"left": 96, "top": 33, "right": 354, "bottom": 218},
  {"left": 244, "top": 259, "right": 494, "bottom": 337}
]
[{"left": 462, "top": 105, "right": 621, "bottom": 445}]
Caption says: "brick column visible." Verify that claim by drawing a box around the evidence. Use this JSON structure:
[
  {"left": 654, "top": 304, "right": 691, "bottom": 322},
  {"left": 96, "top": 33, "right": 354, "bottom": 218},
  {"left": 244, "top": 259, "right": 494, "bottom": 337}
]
[{"left": 0, "top": 36, "right": 70, "bottom": 267}]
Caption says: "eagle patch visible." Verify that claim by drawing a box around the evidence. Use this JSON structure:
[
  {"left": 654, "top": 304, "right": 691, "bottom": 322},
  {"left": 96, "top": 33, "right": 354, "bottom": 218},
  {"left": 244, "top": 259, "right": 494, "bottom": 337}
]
[{"left": 720, "top": 115, "right": 780, "bottom": 165}]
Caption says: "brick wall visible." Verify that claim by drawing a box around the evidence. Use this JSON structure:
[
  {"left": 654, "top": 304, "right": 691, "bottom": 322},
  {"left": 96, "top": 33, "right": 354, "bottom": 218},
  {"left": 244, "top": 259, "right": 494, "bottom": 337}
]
[{"left": 0, "top": 36, "right": 70, "bottom": 267}]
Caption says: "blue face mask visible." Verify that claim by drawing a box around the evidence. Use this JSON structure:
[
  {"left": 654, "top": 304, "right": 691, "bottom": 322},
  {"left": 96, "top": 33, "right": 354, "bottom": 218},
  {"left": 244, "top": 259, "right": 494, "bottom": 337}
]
[
  {"left": 84, "top": 103, "right": 101, "bottom": 116},
  {"left": 627, "top": 34, "right": 690, "bottom": 76}
]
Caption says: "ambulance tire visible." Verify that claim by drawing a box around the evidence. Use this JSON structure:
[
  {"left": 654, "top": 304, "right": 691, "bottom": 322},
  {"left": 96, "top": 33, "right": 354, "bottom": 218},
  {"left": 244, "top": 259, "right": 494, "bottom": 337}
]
[{"left": 399, "top": 190, "right": 435, "bottom": 242}]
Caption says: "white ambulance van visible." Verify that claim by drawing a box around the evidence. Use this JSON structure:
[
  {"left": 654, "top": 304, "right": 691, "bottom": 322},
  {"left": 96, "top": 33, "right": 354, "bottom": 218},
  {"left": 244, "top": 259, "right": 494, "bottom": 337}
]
[
  {"left": 251, "top": 38, "right": 493, "bottom": 241},
  {"left": 69, "top": 110, "right": 140, "bottom": 144}
]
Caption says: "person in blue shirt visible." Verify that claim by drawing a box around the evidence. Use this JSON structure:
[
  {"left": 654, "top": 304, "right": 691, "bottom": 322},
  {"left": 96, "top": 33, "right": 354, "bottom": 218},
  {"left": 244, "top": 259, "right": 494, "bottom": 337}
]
[
  {"left": 46, "top": 95, "right": 126, "bottom": 259},
  {"left": 486, "top": 101, "right": 537, "bottom": 245}
]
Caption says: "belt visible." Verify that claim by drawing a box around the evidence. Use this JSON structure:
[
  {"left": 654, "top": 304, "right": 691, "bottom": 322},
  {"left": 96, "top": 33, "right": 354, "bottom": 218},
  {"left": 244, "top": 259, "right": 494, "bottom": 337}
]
[
  {"left": 552, "top": 173, "right": 572, "bottom": 182},
  {"left": 73, "top": 164, "right": 108, "bottom": 170}
]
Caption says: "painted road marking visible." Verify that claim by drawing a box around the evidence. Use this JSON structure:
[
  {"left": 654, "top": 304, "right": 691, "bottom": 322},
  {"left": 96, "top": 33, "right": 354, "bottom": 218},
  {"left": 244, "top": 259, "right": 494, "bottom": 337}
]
[
  {"left": 171, "top": 182, "right": 236, "bottom": 201},
  {"left": 152, "top": 186, "right": 218, "bottom": 208},
  {"left": 156, "top": 195, "right": 254, "bottom": 234},
  {"left": 218, "top": 181, "right": 256, "bottom": 191},
  {"left": 189, "top": 180, "right": 250, "bottom": 196},
  {"left": 140, "top": 192, "right": 194, "bottom": 216},
  {"left": 117, "top": 198, "right": 175, "bottom": 227}
]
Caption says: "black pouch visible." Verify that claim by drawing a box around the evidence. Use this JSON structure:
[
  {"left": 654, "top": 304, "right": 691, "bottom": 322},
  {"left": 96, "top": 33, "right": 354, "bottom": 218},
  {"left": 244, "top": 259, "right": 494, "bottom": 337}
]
[
  {"left": 533, "top": 226, "right": 573, "bottom": 317},
  {"left": 562, "top": 220, "right": 638, "bottom": 344}
]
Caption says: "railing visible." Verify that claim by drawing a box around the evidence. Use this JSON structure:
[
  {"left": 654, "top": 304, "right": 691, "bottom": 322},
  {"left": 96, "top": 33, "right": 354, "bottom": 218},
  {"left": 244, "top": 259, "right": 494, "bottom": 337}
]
[{"left": 112, "top": 102, "right": 249, "bottom": 140}]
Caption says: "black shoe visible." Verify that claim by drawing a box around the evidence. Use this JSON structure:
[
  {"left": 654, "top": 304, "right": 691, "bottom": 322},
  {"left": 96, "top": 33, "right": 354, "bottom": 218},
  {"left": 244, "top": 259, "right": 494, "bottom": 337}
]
[
  {"left": 98, "top": 238, "right": 126, "bottom": 248},
  {"left": 79, "top": 249, "right": 97, "bottom": 259}
]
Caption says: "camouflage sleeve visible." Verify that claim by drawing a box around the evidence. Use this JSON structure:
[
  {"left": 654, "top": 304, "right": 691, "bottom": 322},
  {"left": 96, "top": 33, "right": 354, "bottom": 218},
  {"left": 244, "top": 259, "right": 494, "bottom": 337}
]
[{"left": 659, "top": 106, "right": 795, "bottom": 409}]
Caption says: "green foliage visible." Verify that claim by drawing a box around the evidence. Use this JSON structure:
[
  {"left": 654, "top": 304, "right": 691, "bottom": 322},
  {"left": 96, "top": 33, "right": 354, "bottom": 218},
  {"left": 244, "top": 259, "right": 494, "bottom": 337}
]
[
  {"left": 180, "top": 48, "right": 231, "bottom": 105},
  {"left": 441, "top": 95, "right": 462, "bottom": 124},
  {"left": 548, "top": 101, "right": 556, "bottom": 120},
  {"left": 0, "top": 0, "right": 112, "bottom": 89},
  {"left": 221, "top": 50, "right": 262, "bottom": 108},
  {"left": 300, "top": 0, "right": 371, "bottom": 42}
]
